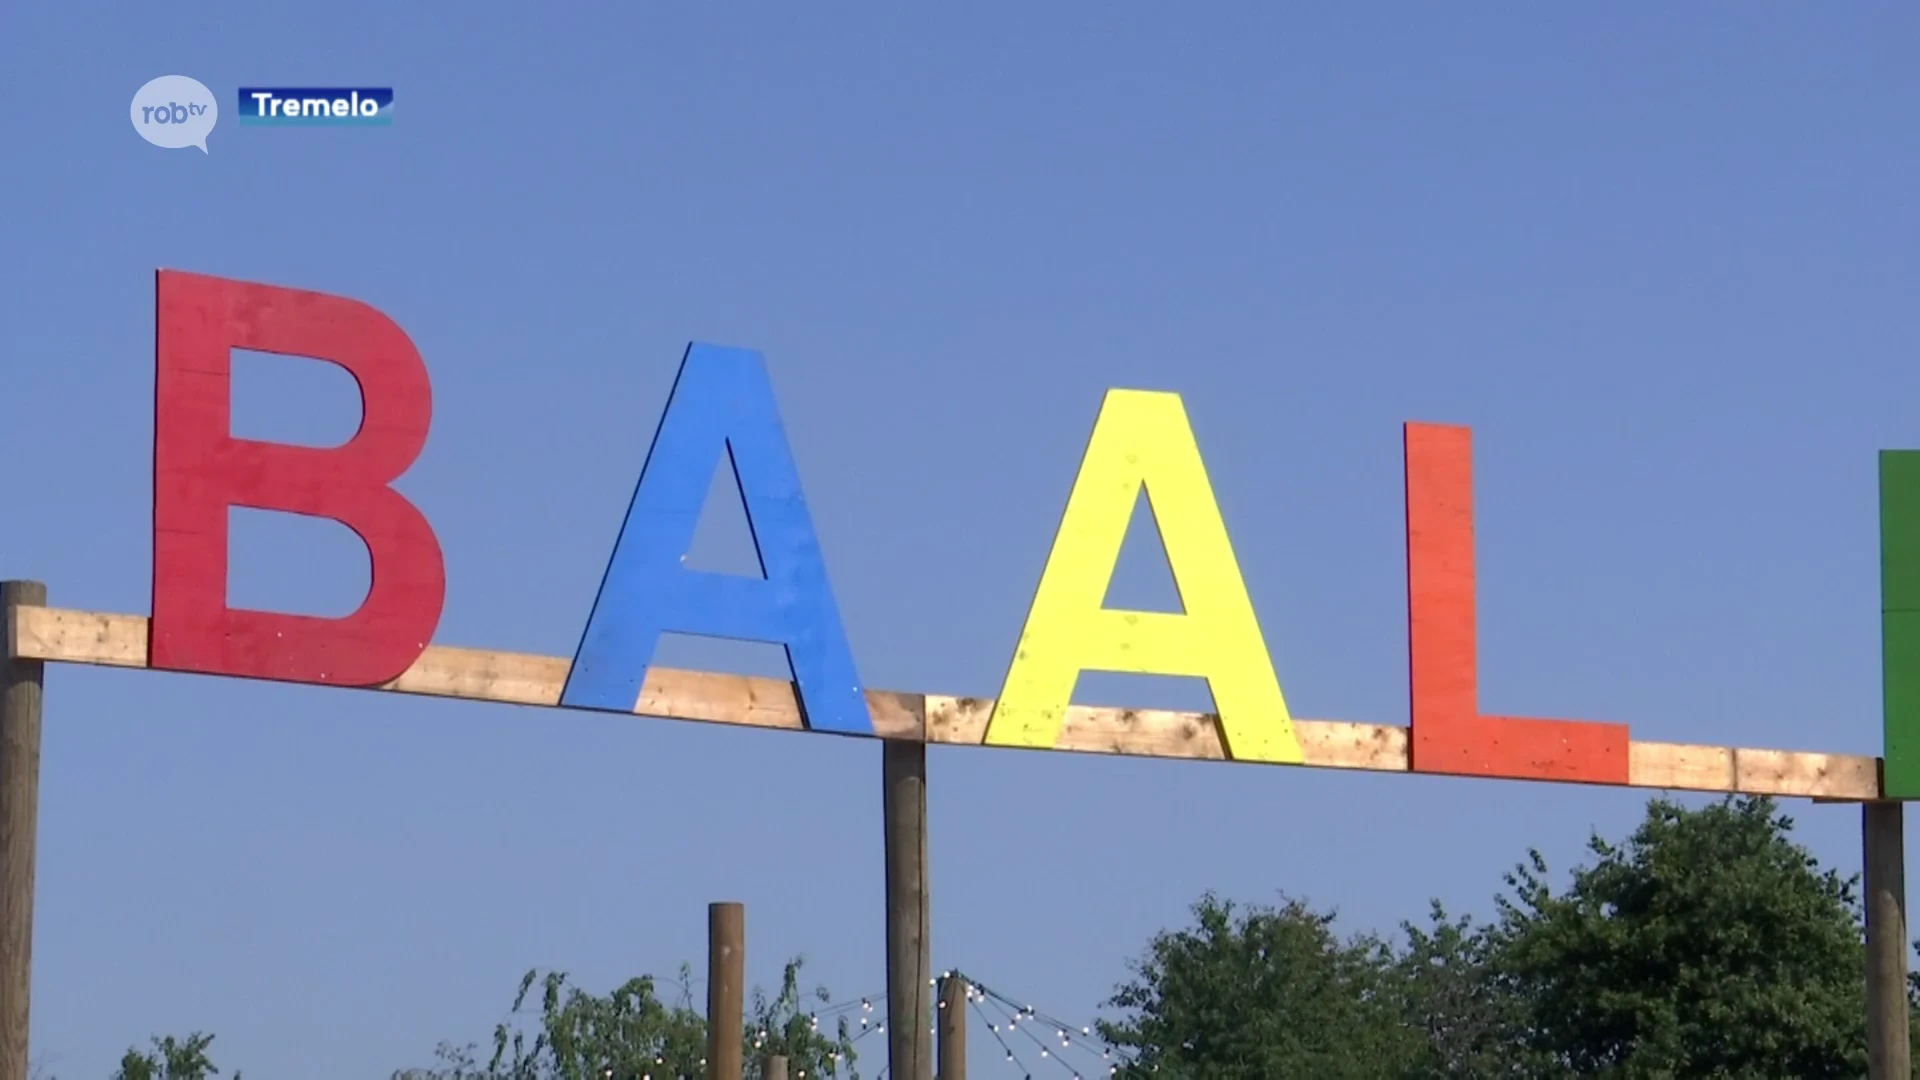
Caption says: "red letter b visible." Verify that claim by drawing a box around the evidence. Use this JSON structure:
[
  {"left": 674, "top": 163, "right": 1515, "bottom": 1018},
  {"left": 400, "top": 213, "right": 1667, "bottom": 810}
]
[{"left": 151, "top": 269, "right": 445, "bottom": 686}]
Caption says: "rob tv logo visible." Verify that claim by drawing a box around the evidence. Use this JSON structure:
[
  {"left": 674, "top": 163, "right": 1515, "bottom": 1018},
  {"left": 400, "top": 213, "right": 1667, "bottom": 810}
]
[
  {"left": 130, "top": 76, "right": 218, "bottom": 153},
  {"left": 239, "top": 87, "right": 393, "bottom": 125}
]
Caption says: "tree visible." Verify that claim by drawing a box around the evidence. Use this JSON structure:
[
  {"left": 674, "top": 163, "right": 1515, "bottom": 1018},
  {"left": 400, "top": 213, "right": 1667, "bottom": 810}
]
[
  {"left": 110, "top": 1033, "right": 236, "bottom": 1080},
  {"left": 486, "top": 966, "right": 708, "bottom": 1079},
  {"left": 1099, "top": 795, "right": 1915, "bottom": 1078},
  {"left": 396, "top": 957, "right": 861, "bottom": 1079},
  {"left": 1392, "top": 901, "right": 1538, "bottom": 1079},
  {"left": 1494, "top": 795, "right": 1868, "bottom": 1077},
  {"left": 744, "top": 958, "right": 861, "bottom": 1079},
  {"left": 1096, "top": 892, "right": 1424, "bottom": 1079}
]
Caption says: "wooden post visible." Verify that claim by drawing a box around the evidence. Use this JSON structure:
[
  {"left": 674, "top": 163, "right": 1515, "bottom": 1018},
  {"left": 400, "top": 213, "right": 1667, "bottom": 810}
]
[
  {"left": 0, "top": 582, "right": 45, "bottom": 1080},
  {"left": 937, "top": 974, "right": 966, "bottom": 1080},
  {"left": 1865, "top": 801, "right": 1910, "bottom": 1080},
  {"left": 883, "top": 740, "right": 932, "bottom": 1080},
  {"left": 762, "top": 1055, "right": 788, "bottom": 1080},
  {"left": 708, "top": 901, "right": 745, "bottom": 1080}
]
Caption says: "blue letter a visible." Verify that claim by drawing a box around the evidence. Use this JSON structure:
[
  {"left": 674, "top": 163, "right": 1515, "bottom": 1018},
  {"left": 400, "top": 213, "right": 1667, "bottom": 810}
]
[{"left": 561, "top": 343, "right": 872, "bottom": 735}]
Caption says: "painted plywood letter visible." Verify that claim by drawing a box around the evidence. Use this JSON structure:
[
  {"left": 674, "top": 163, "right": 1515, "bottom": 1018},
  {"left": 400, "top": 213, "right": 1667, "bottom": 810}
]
[
  {"left": 151, "top": 269, "right": 446, "bottom": 686},
  {"left": 1881, "top": 451, "right": 1920, "bottom": 799},
  {"left": 560, "top": 344, "right": 871, "bottom": 735},
  {"left": 1404, "top": 423, "right": 1628, "bottom": 783},
  {"left": 984, "top": 389, "right": 1303, "bottom": 763}
]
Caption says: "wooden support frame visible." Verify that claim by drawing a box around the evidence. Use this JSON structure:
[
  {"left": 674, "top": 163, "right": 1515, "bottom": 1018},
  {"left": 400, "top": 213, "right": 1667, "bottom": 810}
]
[
  {"left": 707, "top": 901, "right": 745, "bottom": 1080},
  {"left": 882, "top": 740, "right": 933, "bottom": 1080},
  {"left": 0, "top": 584, "right": 46, "bottom": 1080},
  {"left": 14, "top": 265, "right": 1894, "bottom": 1080},
  {"left": 1864, "top": 802, "right": 1910, "bottom": 1077},
  {"left": 7, "top": 604, "right": 1885, "bottom": 800},
  {"left": 937, "top": 974, "right": 966, "bottom": 1080}
]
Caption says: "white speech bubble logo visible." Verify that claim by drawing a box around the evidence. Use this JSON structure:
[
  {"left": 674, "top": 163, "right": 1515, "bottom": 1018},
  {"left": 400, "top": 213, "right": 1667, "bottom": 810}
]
[{"left": 130, "top": 76, "right": 218, "bottom": 153}]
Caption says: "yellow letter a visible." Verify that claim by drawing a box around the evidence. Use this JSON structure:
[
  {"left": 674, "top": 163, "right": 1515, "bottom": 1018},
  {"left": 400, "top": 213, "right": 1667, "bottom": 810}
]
[{"left": 984, "top": 389, "right": 1303, "bottom": 763}]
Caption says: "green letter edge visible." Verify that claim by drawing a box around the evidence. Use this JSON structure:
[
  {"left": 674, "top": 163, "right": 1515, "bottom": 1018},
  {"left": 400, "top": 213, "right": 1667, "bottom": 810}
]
[{"left": 1883, "top": 451, "right": 1920, "bottom": 798}]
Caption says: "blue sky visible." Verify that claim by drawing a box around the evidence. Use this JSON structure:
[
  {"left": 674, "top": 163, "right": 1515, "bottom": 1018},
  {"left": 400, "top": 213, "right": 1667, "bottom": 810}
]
[{"left": 4, "top": 4, "right": 1919, "bottom": 1077}]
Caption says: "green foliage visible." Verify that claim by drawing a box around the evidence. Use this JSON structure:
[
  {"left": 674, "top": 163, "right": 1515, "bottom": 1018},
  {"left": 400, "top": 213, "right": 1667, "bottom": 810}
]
[
  {"left": 109, "top": 1033, "right": 235, "bottom": 1080},
  {"left": 1097, "top": 892, "right": 1424, "bottom": 1079},
  {"left": 393, "top": 956, "right": 860, "bottom": 1080},
  {"left": 483, "top": 966, "right": 708, "bottom": 1079},
  {"left": 1495, "top": 795, "right": 1868, "bottom": 1077},
  {"left": 1100, "top": 795, "right": 1902, "bottom": 1079},
  {"left": 744, "top": 958, "right": 860, "bottom": 1079},
  {"left": 95, "top": 795, "right": 1920, "bottom": 1079},
  {"left": 1391, "top": 902, "right": 1539, "bottom": 1079}
]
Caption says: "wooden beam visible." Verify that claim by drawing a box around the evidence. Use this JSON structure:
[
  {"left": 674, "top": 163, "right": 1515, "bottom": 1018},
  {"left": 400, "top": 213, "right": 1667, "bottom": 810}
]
[
  {"left": 926, "top": 694, "right": 1405, "bottom": 770},
  {"left": 1865, "top": 802, "right": 1911, "bottom": 1078},
  {"left": 926, "top": 692, "right": 1880, "bottom": 799},
  {"left": 883, "top": 740, "right": 933, "bottom": 1080},
  {"left": 7, "top": 605, "right": 1887, "bottom": 800},
  {"left": 1628, "top": 740, "right": 1879, "bottom": 801},
  {"left": 937, "top": 974, "right": 966, "bottom": 1080},
  {"left": 707, "top": 901, "right": 745, "bottom": 1080},
  {"left": 0, "top": 584, "right": 47, "bottom": 1080},
  {"left": 8, "top": 606, "right": 923, "bottom": 738}
]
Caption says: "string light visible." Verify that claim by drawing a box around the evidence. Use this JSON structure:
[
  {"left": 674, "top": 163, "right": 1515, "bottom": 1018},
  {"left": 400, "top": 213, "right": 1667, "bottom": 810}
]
[
  {"left": 947, "top": 970, "right": 1128, "bottom": 1077},
  {"left": 527, "top": 972, "right": 1123, "bottom": 1078}
]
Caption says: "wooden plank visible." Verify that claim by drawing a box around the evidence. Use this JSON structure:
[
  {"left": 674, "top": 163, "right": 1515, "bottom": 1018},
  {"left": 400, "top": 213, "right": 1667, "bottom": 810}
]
[
  {"left": 1627, "top": 740, "right": 1881, "bottom": 800},
  {"left": 9, "top": 605, "right": 922, "bottom": 741},
  {"left": 926, "top": 695, "right": 1405, "bottom": 771},
  {"left": 6, "top": 604, "right": 1882, "bottom": 799},
  {"left": 8, "top": 607, "right": 144, "bottom": 669}
]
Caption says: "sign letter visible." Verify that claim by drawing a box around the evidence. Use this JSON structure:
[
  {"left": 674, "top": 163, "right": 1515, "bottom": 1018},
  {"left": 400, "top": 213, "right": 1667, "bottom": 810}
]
[
  {"left": 560, "top": 344, "right": 871, "bottom": 735},
  {"left": 1882, "top": 451, "right": 1920, "bottom": 798},
  {"left": 151, "top": 269, "right": 446, "bottom": 686},
  {"left": 1404, "top": 422, "right": 1628, "bottom": 782},
  {"left": 984, "top": 389, "right": 1303, "bottom": 763}
]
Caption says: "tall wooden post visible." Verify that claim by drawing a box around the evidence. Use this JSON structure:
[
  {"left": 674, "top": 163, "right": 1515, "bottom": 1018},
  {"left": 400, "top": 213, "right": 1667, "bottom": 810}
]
[
  {"left": 0, "top": 582, "right": 46, "bottom": 1080},
  {"left": 883, "top": 740, "right": 932, "bottom": 1080},
  {"left": 708, "top": 901, "right": 745, "bottom": 1080},
  {"left": 762, "top": 1055, "right": 788, "bottom": 1080},
  {"left": 937, "top": 974, "right": 966, "bottom": 1080},
  {"left": 1865, "top": 801, "right": 1910, "bottom": 1080}
]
